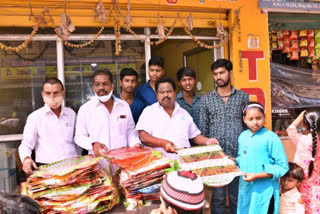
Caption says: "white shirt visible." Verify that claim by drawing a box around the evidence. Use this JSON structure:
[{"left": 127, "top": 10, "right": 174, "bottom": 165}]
[
  {"left": 136, "top": 102, "right": 201, "bottom": 159},
  {"left": 74, "top": 96, "right": 140, "bottom": 152},
  {"left": 279, "top": 187, "right": 305, "bottom": 214},
  {"left": 19, "top": 105, "right": 78, "bottom": 164}
]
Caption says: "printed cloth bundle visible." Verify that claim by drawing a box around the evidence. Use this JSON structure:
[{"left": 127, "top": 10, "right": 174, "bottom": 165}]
[
  {"left": 21, "top": 155, "right": 120, "bottom": 214},
  {"left": 107, "top": 147, "right": 171, "bottom": 202},
  {"left": 177, "top": 144, "right": 242, "bottom": 187}
]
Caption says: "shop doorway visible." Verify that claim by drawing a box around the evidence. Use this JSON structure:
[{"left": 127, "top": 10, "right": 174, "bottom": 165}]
[
  {"left": 151, "top": 39, "right": 222, "bottom": 95},
  {"left": 183, "top": 46, "right": 214, "bottom": 95}
]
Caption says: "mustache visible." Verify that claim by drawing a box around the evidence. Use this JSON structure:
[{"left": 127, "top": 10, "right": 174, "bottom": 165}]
[
  {"left": 162, "top": 97, "right": 171, "bottom": 101},
  {"left": 98, "top": 90, "right": 108, "bottom": 94}
]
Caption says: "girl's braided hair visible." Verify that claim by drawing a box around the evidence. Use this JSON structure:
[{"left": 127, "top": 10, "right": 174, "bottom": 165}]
[{"left": 303, "top": 107, "right": 320, "bottom": 178}]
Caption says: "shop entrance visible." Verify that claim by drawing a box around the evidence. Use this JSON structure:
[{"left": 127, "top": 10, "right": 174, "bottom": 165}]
[{"left": 151, "top": 39, "right": 223, "bottom": 95}]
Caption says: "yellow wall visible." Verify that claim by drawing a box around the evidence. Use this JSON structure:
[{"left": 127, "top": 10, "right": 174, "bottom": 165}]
[{"left": 228, "top": 1, "right": 271, "bottom": 129}]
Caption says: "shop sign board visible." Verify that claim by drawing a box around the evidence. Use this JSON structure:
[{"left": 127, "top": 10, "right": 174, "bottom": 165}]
[
  {"left": 272, "top": 108, "right": 295, "bottom": 119},
  {"left": 259, "top": 0, "right": 320, "bottom": 11},
  {"left": 0, "top": 57, "right": 137, "bottom": 80}
]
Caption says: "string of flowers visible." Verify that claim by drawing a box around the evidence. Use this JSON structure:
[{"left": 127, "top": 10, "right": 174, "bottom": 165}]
[
  {"left": 0, "top": 16, "right": 42, "bottom": 52},
  {"left": 178, "top": 16, "right": 223, "bottom": 49},
  {"left": 45, "top": 8, "right": 109, "bottom": 49},
  {"left": 113, "top": 0, "right": 122, "bottom": 55},
  {"left": 178, "top": 8, "right": 240, "bottom": 49},
  {"left": 124, "top": 14, "right": 178, "bottom": 45},
  {"left": 0, "top": 0, "right": 241, "bottom": 54}
]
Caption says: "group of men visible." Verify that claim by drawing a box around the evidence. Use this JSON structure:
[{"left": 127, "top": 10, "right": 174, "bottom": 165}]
[{"left": 18, "top": 56, "right": 249, "bottom": 214}]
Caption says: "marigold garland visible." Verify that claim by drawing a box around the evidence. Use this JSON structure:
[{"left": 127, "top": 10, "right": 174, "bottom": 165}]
[
  {"left": 0, "top": 1, "right": 241, "bottom": 53},
  {"left": 45, "top": 8, "right": 108, "bottom": 49},
  {"left": 113, "top": 0, "right": 122, "bottom": 55},
  {"left": 178, "top": 9, "right": 240, "bottom": 49},
  {"left": 0, "top": 16, "right": 42, "bottom": 52},
  {"left": 124, "top": 15, "right": 178, "bottom": 46}
]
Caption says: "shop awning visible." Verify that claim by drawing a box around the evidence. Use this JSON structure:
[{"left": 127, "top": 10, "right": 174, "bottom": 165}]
[{"left": 0, "top": 0, "right": 228, "bottom": 28}]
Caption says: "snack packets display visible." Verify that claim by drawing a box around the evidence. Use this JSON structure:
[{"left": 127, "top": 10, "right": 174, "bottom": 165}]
[
  {"left": 177, "top": 145, "right": 242, "bottom": 187},
  {"left": 107, "top": 147, "right": 171, "bottom": 203},
  {"left": 21, "top": 155, "right": 119, "bottom": 214}
]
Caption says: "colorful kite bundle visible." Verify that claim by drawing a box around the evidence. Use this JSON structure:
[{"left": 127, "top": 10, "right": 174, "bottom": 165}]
[
  {"left": 177, "top": 144, "right": 242, "bottom": 187},
  {"left": 107, "top": 147, "right": 171, "bottom": 202},
  {"left": 21, "top": 155, "right": 119, "bottom": 214}
]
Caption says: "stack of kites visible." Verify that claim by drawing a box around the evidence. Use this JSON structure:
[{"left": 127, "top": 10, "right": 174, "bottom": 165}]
[
  {"left": 107, "top": 147, "right": 171, "bottom": 202},
  {"left": 21, "top": 155, "right": 119, "bottom": 214}
]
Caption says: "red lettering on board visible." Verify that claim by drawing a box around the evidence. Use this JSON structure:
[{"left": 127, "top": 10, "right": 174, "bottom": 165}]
[
  {"left": 241, "top": 51, "right": 264, "bottom": 81},
  {"left": 241, "top": 88, "right": 266, "bottom": 108},
  {"left": 167, "top": 0, "right": 177, "bottom": 4}
]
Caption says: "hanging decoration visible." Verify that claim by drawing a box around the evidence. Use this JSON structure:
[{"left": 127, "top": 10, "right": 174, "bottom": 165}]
[
  {"left": 59, "top": 0, "right": 75, "bottom": 40},
  {"left": 125, "top": 0, "right": 132, "bottom": 28},
  {"left": 46, "top": 8, "right": 106, "bottom": 49},
  {"left": 0, "top": 0, "right": 241, "bottom": 54},
  {"left": 28, "top": 0, "right": 35, "bottom": 21},
  {"left": 187, "top": 12, "right": 193, "bottom": 31},
  {"left": 112, "top": 0, "right": 122, "bottom": 56},
  {"left": 94, "top": 0, "right": 107, "bottom": 23},
  {"left": 156, "top": 14, "right": 167, "bottom": 39},
  {"left": 0, "top": 15, "right": 41, "bottom": 52},
  {"left": 179, "top": 7, "right": 240, "bottom": 49},
  {"left": 217, "top": 23, "right": 228, "bottom": 43},
  {"left": 125, "top": 14, "right": 178, "bottom": 46},
  {"left": 60, "top": 12, "right": 75, "bottom": 40}
]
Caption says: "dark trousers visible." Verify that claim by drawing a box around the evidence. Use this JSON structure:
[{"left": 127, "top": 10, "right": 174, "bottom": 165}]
[
  {"left": 211, "top": 176, "right": 239, "bottom": 214},
  {"left": 267, "top": 195, "right": 274, "bottom": 214}
]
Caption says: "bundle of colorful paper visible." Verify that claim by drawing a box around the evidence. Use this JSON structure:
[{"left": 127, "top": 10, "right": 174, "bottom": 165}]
[
  {"left": 107, "top": 147, "right": 171, "bottom": 202},
  {"left": 21, "top": 155, "right": 119, "bottom": 214},
  {"left": 177, "top": 144, "right": 242, "bottom": 187}
]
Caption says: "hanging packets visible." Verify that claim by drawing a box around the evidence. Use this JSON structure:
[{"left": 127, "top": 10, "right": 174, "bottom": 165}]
[
  {"left": 315, "top": 31, "right": 320, "bottom": 44},
  {"left": 315, "top": 43, "right": 320, "bottom": 58},
  {"left": 308, "top": 30, "right": 315, "bottom": 40},
  {"left": 282, "top": 36, "right": 290, "bottom": 53},
  {"left": 300, "top": 48, "right": 308, "bottom": 57},
  {"left": 299, "top": 30, "right": 307, "bottom": 37},
  {"left": 290, "top": 30, "right": 298, "bottom": 40},
  {"left": 300, "top": 38, "right": 308, "bottom": 48},
  {"left": 291, "top": 40, "right": 299, "bottom": 51},
  {"left": 290, "top": 50, "right": 299, "bottom": 60}
]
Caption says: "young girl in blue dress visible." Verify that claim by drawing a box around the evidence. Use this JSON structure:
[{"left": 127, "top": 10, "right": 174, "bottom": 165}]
[{"left": 237, "top": 102, "right": 289, "bottom": 214}]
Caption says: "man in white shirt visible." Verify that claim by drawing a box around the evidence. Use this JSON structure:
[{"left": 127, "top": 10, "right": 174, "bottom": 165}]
[
  {"left": 19, "top": 78, "right": 78, "bottom": 175},
  {"left": 75, "top": 69, "right": 140, "bottom": 158},
  {"left": 136, "top": 77, "right": 219, "bottom": 159}
]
